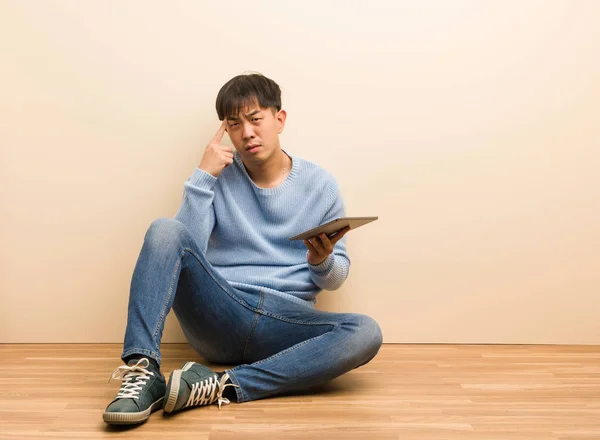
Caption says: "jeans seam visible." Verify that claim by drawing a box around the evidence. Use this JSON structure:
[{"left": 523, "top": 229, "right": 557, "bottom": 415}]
[
  {"left": 256, "top": 308, "right": 337, "bottom": 326},
  {"left": 152, "top": 252, "right": 183, "bottom": 353},
  {"left": 242, "top": 289, "right": 264, "bottom": 364}
]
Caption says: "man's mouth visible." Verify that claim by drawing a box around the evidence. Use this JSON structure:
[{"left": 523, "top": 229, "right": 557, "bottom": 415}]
[{"left": 246, "top": 144, "right": 261, "bottom": 152}]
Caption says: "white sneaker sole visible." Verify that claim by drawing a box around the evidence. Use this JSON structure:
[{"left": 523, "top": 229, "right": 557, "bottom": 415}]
[
  {"left": 103, "top": 397, "right": 164, "bottom": 425},
  {"left": 163, "top": 361, "right": 195, "bottom": 414}
]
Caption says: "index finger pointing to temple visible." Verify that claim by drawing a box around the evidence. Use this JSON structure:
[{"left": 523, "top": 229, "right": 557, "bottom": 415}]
[{"left": 213, "top": 119, "right": 228, "bottom": 143}]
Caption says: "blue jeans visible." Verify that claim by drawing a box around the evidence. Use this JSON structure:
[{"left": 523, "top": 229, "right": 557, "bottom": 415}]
[{"left": 121, "top": 218, "right": 383, "bottom": 403}]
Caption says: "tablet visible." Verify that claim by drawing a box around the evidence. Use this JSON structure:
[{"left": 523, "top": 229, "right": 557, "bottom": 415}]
[{"left": 289, "top": 216, "right": 378, "bottom": 241}]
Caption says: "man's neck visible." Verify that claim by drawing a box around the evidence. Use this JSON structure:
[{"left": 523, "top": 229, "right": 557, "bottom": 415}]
[{"left": 244, "top": 149, "right": 292, "bottom": 189}]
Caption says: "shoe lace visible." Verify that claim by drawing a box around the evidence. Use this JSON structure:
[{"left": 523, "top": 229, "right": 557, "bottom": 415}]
[
  {"left": 186, "top": 373, "right": 240, "bottom": 409},
  {"left": 108, "top": 358, "right": 155, "bottom": 400}
]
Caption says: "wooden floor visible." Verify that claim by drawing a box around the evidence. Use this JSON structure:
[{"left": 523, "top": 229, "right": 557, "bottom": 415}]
[{"left": 0, "top": 344, "right": 599, "bottom": 439}]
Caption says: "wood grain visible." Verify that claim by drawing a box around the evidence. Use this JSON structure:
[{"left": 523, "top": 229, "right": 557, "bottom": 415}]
[{"left": 0, "top": 344, "right": 599, "bottom": 439}]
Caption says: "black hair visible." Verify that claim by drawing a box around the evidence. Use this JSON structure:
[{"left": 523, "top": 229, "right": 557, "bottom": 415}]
[{"left": 216, "top": 73, "right": 282, "bottom": 121}]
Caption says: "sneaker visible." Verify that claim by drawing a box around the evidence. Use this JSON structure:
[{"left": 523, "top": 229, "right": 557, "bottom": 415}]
[
  {"left": 103, "top": 358, "right": 166, "bottom": 425},
  {"left": 163, "top": 361, "right": 239, "bottom": 414}
]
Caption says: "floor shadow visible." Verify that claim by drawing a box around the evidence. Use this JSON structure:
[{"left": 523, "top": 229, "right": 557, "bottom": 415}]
[
  {"left": 270, "top": 374, "right": 363, "bottom": 399},
  {"left": 103, "top": 421, "right": 147, "bottom": 432}
]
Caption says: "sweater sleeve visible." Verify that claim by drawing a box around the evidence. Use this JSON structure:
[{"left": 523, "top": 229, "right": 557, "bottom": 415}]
[
  {"left": 307, "top": 178, "right": 351, "bottom": 290},
  {"left": 174, "top": 167, "right": 218, "bottom": 254}
]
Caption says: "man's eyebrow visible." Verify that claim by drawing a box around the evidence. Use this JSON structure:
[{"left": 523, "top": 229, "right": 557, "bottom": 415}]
[{"left": 227, "top": 110, "right": 262, "bottom": 121}]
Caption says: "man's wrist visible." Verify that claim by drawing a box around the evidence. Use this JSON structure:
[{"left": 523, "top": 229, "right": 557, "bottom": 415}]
[
  {"left": 307, "top": 253, "right": 333, "bottom": 272},
  {"left": 308, "top": 256, "right": 327, "bottom": 266}
]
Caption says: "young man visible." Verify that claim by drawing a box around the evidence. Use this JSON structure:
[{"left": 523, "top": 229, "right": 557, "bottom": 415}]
[{"left": 103, "top": 73, "right": 383, "bottom": 425}]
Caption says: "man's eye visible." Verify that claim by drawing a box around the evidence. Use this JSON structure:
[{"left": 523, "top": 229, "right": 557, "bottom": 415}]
[
  {"left": 252, "top": 118, "right": 261, "bottom": 122},
  {"left": 229, "top": 123, "right": 239, "bottom": 127}
]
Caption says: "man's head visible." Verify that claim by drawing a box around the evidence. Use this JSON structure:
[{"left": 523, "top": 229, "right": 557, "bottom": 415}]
[{"left": 216, "top": 73, "right": 287, "bottom": 162}]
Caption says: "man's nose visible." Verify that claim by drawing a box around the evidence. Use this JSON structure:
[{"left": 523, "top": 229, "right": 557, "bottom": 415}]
[{"left": 242, "top": 122, "right": 255, "bottom": 140}]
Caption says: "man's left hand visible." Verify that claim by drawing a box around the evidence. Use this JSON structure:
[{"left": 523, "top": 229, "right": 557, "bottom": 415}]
[{"left": 304, "top": 226, "right": 351, "bottom": 266}]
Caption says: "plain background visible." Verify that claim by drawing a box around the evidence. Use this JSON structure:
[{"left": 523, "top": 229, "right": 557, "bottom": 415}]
[{"left": 1, "top": 0, "right": 599, "bottom": 344}]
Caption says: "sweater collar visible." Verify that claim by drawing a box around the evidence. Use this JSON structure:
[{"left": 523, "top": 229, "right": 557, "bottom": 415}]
[{"left": 233, "top": 149, "right": 298, "bottom": 195}]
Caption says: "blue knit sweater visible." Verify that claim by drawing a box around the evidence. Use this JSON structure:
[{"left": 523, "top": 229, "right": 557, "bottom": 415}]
[{"left": 174, "top": 149, "right": 350, "bottom": 305}]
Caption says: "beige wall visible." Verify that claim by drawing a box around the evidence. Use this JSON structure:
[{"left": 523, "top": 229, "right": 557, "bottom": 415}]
[{"left": 1, "top": 1, "right": 599, "bottom": 344}]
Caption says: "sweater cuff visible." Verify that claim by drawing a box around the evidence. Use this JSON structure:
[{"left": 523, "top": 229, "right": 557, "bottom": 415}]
[
  {"left": 307, "top": 253, "right": 334, "bottom": 274},
  {"left": 189, "top": 167, "right": 218, "bottom": 189}
]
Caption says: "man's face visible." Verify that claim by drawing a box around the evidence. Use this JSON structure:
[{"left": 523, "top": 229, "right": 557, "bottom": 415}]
[{"left": 225, "top": 103, "right": 286, "bottom": 162}]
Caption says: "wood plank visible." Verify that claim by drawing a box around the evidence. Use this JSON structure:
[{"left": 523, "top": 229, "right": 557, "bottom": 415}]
[{"left": 0, "top": 344, "right": 598, "bottom": 439}]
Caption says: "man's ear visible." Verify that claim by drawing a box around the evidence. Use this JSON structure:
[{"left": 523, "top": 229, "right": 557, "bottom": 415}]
[{"left": 277, "top": 109, "right": 287, "bottom": 133}]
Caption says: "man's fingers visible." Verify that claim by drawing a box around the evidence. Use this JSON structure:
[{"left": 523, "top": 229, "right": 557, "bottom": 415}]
[
  {"left": 330, "top": 226, "right": 351, "bottom": 244},
  {"left": 316, "top": 233, "right": 334, "bottom": 252},
  {"left": 303, "top": 239, "right": 317, "bottom": 254},
  {"left": 311, "top": 236, "right": 325, "bottom": 252},
  {"left": 312, "top": 236, "right": 332, "bottom": 255},
  {"left": 212, "top": 119, "right": 228, "bottom": 143}
]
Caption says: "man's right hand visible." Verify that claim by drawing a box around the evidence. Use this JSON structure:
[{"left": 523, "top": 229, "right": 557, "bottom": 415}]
[{"left": 198, "top": 119, "right": 234, "bottom": 177}]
